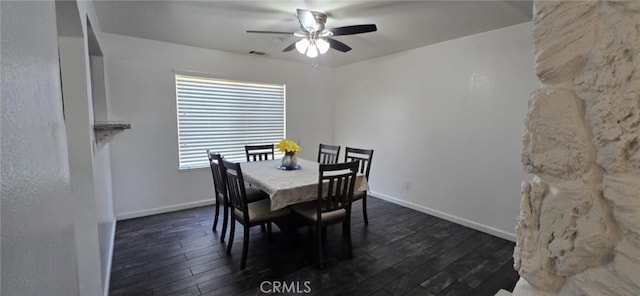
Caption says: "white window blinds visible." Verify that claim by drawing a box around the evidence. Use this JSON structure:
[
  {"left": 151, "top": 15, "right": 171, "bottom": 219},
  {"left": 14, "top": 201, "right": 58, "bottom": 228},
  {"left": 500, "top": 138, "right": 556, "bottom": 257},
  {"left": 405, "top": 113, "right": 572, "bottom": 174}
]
[{"left": 175, "top": 74, "right": 285, "bottom": 169}]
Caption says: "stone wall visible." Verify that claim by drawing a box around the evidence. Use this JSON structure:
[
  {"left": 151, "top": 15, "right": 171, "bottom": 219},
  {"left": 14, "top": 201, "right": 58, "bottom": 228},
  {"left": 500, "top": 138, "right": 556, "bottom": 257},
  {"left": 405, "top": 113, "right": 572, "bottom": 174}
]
[{"left": 513, "top": 0, "right": 640, "bottom": 295}]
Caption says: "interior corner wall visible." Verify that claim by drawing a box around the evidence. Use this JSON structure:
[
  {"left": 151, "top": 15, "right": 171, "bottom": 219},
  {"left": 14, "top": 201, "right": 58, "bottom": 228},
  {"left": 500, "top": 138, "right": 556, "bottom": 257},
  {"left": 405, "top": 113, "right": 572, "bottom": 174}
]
[
  {"left": 84, "top": 8, "right": 117, "bottom": 294},
  {"left": 331, "top": 22, "right": 538, "bottom": 240},
  {"left": 101, "top": 33, "right": 334, "bottom": 218},
  {"left": 58, "top": 34, "right": 103, "bottom": 296},
  {"left": 57, "top": 0, "right": 114, "bottom": 295}
]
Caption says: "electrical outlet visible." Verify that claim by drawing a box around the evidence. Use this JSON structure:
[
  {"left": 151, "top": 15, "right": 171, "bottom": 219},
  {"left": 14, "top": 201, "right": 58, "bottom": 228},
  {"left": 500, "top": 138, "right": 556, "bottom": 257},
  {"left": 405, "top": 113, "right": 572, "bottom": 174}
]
[{"left": 405, "top": 180, "right": 411, "bottom": 190}]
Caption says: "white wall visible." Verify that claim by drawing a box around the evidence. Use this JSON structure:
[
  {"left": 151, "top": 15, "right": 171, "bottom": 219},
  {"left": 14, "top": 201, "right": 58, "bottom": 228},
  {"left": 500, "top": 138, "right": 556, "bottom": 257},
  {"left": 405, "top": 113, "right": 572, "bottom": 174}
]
[
  {"left": 93, "top": 144, "right": 115, "bottom": 293},
  {"left": 332, "top": 22, "right": 537, "bottom": 240},
  {"left": 57, "top": 1, "right": 115, "bottom": 294},
  {"left": 102, "top": 34, "right": 335, "bottom": 218},
  {"left": 103, "top": 22, "right": 537, "bottom": 240},
  {"left": 87, "top": 22, "right": 117, "bottom": 296},
  {"left": 1, "top": 1, "right": 79, "bottom": 295}
]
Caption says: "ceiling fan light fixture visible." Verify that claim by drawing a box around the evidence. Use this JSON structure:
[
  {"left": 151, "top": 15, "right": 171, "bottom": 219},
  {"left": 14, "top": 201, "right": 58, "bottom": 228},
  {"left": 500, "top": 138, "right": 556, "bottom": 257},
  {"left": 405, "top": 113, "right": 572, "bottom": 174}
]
[
  {"left": 316, "top": 38, "right": 330, "bottom": 54},
  {"left": 295, "top": 38, "right": 310, "bottom": 54},
  {"left": 306, "top": 43, "right": 319, "bottom": 58},
  {"left": 248, "top": 8, "right": 378, "bottom": 65}
]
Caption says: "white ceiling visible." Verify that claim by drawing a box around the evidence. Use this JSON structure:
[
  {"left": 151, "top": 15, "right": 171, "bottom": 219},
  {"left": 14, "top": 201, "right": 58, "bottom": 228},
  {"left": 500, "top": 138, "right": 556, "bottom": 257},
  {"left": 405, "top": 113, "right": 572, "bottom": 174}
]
[{"left": 94, "top": 0, "right": 532, "bottom": 67}]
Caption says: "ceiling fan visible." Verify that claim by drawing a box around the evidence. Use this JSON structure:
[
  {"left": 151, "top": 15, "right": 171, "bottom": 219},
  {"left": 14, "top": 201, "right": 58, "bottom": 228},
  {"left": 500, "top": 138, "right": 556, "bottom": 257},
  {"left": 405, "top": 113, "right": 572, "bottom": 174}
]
[{"left": 247, "top": 8, "right": 377, "bottom": 58}]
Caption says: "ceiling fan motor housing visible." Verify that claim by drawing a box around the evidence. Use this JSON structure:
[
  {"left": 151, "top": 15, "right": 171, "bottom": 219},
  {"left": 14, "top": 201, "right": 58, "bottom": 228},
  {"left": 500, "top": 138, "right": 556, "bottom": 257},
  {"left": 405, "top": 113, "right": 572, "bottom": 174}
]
[{"left": 309, "top": 11, "right": 327, "bottom": 32}]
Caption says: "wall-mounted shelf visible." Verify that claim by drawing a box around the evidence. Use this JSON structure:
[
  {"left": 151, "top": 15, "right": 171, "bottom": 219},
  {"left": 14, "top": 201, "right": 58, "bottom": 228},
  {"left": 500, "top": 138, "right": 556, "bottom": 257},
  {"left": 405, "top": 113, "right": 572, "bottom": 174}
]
[
  {"left": 94, "top": 121, "right": 131, "bottom": 130},
  {"left": 94, "top": 121, "right": 131, "bottom": 146}
]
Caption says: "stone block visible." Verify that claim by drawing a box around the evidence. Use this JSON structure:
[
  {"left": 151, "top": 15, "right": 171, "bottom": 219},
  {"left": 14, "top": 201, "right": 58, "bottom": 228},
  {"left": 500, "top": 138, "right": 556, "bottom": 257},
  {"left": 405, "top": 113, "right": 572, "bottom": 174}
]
[
  {"left": 522, "top": 88, "right": 595, "bottom": 180},
  {"left": 574, "top": 4, "right": 640, "bottom": 174},
  {"left": 533, "top": 1, "right": 598, "bottom": 83},
  {"left": 603, "top": 174, "right": 640, "bottom": 246},
  {"left": 611, "top": 238, "right": 640, "bottom": 289},
  {"left": 514, "top": 179, "right": 619, "bottom": 292},
  {"left": 560, "top": 266, "right": 638, "bottom": 296}
]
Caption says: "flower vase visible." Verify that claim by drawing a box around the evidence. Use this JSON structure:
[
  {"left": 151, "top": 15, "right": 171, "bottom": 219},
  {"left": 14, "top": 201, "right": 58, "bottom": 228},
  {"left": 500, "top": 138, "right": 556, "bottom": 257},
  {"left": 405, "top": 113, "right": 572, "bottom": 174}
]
[{"left": 281, "top": 153, "right": 297, "bottom": 170}]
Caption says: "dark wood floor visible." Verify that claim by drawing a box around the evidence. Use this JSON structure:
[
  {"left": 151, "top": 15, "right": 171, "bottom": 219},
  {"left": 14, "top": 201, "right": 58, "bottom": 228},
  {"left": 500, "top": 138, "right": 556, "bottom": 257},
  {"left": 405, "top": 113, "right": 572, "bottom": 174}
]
[{"left": 109, "top": 197, "right": 519, "bottom": 296}]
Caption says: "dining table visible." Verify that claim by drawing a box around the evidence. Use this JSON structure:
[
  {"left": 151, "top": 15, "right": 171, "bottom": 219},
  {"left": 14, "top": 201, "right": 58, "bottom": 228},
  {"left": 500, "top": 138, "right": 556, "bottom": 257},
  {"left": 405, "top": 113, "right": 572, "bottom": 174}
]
[{"left": 240, "top": 158, "right": 369, "bottom": 211}]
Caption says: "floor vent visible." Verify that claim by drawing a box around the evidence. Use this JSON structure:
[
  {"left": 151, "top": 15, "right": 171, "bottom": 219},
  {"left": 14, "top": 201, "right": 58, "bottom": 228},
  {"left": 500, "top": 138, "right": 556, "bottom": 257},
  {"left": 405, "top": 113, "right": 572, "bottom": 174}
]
[{"left": 249, "top": 50, "right": 268, "bottom": 56}]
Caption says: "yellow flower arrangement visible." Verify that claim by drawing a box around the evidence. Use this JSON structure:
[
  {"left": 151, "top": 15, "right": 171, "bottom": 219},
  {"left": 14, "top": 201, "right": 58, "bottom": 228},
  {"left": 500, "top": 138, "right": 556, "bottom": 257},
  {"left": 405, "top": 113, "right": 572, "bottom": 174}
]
[{"left": 276, "top": 139, "right": 301, "bottom": 155}]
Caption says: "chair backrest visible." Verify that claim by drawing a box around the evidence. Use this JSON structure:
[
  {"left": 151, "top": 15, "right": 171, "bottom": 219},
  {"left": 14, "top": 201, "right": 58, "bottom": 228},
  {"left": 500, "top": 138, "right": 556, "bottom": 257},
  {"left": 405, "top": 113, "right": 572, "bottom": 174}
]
[
  {"left": 315, "top": 161, "right": 359, "bottom": 217},
  {"left": 221, "top": 159, "right": 249, "bottom": 220},
  {"left": 317, "top": 143, "right": 341, "bottom": 164},
  {"left": 344, "top": 147, "right": 374, "bottom": 180},
  {"left": 207, "top": 150, "right": 227, "bottom": 202},
  {"left": 245, "top": 144, "right": 275, "bottom": 162}
]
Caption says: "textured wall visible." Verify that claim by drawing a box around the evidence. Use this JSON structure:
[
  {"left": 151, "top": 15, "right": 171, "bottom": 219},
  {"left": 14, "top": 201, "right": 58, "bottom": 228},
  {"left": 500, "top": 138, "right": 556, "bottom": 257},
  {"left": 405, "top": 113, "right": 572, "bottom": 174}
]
[
  {"left": 514, "top": 0, "right": 640, "bottom": 294},
  {"left": 0, "top": 1, "right": 80, "bottom": 295}
]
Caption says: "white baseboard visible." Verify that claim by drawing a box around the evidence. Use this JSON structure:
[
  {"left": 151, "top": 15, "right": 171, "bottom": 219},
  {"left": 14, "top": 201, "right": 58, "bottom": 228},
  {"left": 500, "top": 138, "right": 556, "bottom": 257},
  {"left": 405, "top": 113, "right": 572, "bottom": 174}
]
[
  {"left": 103, "top": 220, "right": 116, "bottom": 296},
  {"left": 113, "top": 194, "right": 516, "bottom": 241},
  {"left": 368, "top": 191, "right": 516, "bottom": 242},
  {"left": 116, "top": 199, "right": 216, "bottom": 221}
]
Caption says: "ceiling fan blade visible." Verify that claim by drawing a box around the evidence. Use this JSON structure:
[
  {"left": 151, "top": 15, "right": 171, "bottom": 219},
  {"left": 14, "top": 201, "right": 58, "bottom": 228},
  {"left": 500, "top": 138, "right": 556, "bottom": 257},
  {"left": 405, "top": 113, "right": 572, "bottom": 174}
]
[
  {"left": 246, "top": 30, "right": 295, "bottom": 35},
  {"left": 327, "top": 38, "right": 352, "bottom": 52},
  {"left": 331, "top": 24, "right": 377, "bottom": 36},
  {"left": 282, "top": 42, "right": 296, "bottom": 52},
  {"left": 297, "top": 9, "right": 316, "bottom": 30}
]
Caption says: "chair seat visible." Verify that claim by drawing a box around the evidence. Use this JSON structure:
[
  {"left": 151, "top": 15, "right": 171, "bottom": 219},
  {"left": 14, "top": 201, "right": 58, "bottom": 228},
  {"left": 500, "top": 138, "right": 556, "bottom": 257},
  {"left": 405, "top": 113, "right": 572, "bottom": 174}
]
[
  {"left": 352, "top": 190, "right": 366, "bottom": 201},
  {"left": 246, "top": 187, "right": 269, "bottom": 203},
  {"left": 234, "top": 199, "right": 291, "bottom": 224},
  {"left": 291, "top": 201, "right": 346, "bottom": 223},
  {"left": 218, "top": 187, "right": 268, "bottom": 205}
]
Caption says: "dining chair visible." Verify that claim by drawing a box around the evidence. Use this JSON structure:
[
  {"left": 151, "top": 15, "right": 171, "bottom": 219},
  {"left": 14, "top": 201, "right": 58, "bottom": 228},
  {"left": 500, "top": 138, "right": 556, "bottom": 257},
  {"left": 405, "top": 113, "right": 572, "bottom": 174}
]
[
  {"left": 243, "top": 144, "right": 275, "bottom": 233},
  {"left": 344, "top": 147, "right": 374, "bottom": 225},
  {"left": 291, "top": 161, "right": 359, "bottom": 269},
  {"left": 245, "top": 144, "right": 275, "bottom": 162},
  {"left": 207, "top": 150, "right": 269, "bottom": 243},
  {"left": 317, "top": 143, "right": 341, "bottom": 164},
  {"left": 221, "top": 159, "right": 292, "bottom": 270}
]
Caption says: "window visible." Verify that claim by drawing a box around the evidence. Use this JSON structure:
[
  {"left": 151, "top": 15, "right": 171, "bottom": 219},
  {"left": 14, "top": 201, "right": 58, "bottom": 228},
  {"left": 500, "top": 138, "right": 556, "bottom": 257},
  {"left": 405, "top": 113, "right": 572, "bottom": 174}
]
[{"left": 175, "top": 74, "right": 285, "bottom": 169}]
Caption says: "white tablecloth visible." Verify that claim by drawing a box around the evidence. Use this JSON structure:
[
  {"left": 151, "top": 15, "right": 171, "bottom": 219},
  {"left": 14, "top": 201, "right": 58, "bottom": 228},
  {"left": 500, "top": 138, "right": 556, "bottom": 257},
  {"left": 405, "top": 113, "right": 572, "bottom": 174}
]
[{"left": 240, "top": 158, "right": 369, "bottom": 211}]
